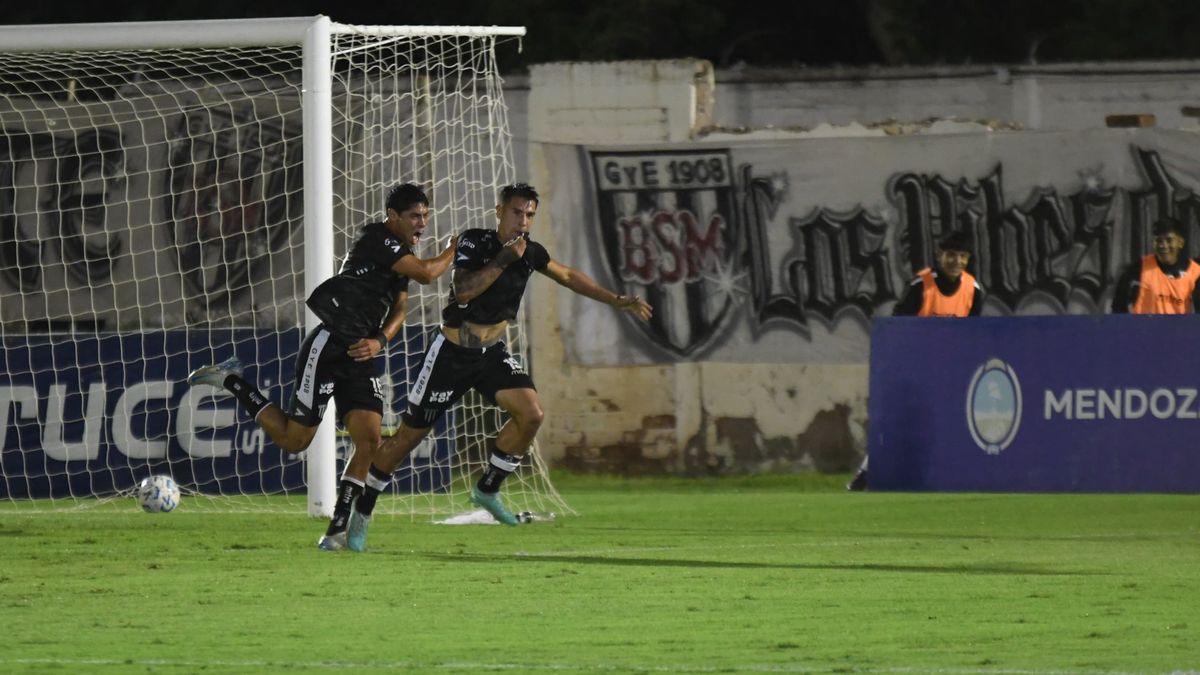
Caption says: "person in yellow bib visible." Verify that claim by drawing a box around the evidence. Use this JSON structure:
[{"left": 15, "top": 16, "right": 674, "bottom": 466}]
[
  {"left": 848, "top": 230, "right": 984, "bottom": 491},
  {"left": 1111, "top": 217, "right": 1200, "bottom": 314}
]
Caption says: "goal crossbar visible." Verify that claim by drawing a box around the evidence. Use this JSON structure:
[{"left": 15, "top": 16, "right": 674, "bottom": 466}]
[{"left": 0, "top": 17, "right": 525, "bottom": 51}]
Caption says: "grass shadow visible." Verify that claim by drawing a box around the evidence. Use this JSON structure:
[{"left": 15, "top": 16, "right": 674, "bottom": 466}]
[{"left": 413, "top": 551, "right": 1099, "bottom": 576}]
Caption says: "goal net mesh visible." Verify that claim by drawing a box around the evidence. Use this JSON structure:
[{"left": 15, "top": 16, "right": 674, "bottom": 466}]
[{"left": 0, "top": 25, "right": 570, "bottom": 519}]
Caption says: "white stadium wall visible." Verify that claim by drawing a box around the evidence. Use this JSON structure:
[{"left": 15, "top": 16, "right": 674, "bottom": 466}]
[
  {"left": 707, "top": 62, "right": 1200, "bottom": 133},
  {"left": 523, "top": 59, "right": 1200, "bottom": 475}
]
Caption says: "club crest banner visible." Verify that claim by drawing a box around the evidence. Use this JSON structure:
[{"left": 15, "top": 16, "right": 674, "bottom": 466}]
[{"left": 545, "top": 129, "right": 1200, "bottom": 364}]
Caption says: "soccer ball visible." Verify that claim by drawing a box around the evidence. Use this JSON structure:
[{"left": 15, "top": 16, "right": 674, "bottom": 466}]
[{"left": 137, "top": 475, "right": 181, "bottom": 513}]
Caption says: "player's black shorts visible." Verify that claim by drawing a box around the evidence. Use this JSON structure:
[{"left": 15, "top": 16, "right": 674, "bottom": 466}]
[
  {"left": 401, "top": 330, "right": 535, "bottom": 428},
  {"left": 287, "top": 325, "right": 384, "bottom": 427}
]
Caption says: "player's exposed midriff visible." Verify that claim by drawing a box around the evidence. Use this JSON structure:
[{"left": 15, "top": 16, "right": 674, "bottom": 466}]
[{"left": 443, "top": 321, "right": 507, "bottom": 349}]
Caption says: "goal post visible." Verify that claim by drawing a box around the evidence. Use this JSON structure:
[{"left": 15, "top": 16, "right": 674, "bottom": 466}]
[
  {"left": 302, "top": 16, "right": 336, "bottom": 516},
  {"left": 0, "top": 16, "right": 570, "bottom": 519}
]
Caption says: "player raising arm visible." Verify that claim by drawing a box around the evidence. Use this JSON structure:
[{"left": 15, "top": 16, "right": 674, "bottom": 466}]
[
  {"left": 186, "top": 183, "right": 454, "bottom": 549},
  {"left": 328, "top": 182, "right": 652, "bottom": 551}
]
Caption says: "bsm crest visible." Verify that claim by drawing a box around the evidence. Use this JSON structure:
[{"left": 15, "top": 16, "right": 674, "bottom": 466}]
[
  {"left": 590, "top": 149, "right": 741, "bottom": 356},
  {"left": 167, "top": 105, "right": 300, "bottom": 307}
]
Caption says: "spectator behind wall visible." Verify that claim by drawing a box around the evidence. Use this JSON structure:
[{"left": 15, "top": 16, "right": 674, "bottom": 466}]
[
  {"left": 1111, "top": 217, "right": 1200, "bottom": 314},
  {"left": 891, "top": 229, "right": 985, "bottom": 317},
  {"left": 848, "top": 229, "right": 984, "bottom": 491}
]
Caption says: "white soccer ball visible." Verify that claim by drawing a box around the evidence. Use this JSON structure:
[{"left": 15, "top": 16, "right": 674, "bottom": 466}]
[{"left": 137, "top": 475, "right": 181, "bottom": 513}]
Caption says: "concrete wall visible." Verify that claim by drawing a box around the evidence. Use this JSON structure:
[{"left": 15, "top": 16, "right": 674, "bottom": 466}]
[
  {"left": 519, "top": 59, "right": 1200, "bottom": 475},
  {"left": 511, "top": 60, "right": 1200, "bottom": 145},
  {"left": 508, "top": 60, "right": 1200, "bottom": 178},
  {"left": 707, "top": 62, "right": 1200, "bottom": 132}
]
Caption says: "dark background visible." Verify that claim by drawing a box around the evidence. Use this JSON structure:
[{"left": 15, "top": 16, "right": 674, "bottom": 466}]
[{"left": 7, "top": 0, "right": 1200, "bottom": 71}]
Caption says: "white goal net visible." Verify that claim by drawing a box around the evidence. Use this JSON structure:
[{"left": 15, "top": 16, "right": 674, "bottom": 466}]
[{"left": 0, "top": 17, "right": 570, "bottom": 519}]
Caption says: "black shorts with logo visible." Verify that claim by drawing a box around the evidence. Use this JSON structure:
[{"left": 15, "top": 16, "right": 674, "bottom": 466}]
[
  {"left": 288, "top": 325, "right": 384, "bottom": 427},
  {"left": 401, "top": 330, "right": 535, "bottom": 428}
]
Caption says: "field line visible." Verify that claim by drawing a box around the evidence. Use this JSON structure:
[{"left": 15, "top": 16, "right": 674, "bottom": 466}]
[{"left": 4, "top": 656, "right": 1182, "bottom": 674}]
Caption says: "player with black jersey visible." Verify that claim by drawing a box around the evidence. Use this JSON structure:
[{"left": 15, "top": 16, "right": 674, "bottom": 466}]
[
  {"left": 328, "top": 182, "right": 652, "bottom": 551},
  {"left": 186, "top": 183, "right": 455, "bottom": 550}
]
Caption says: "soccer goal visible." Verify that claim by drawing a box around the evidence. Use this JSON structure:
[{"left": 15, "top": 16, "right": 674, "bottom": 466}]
[{"left": 0, "top": 16, "right": 570, "bottom": 519}]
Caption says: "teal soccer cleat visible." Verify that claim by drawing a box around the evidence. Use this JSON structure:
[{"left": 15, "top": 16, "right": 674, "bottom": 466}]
[
  {"left": 187, "top": 357, "right": 243, "bottom": 388},
  {"left": 470, "top": 486, "right": 519, "bottom": 526},
  {"left": 346, "top": 509, "right": 371, "bottom": 552}
]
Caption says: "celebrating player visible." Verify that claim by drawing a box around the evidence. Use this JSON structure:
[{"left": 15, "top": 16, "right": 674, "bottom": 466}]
[
  {"left": 328, "top": 182, "right": 652, "bottom": 551},
  {"left": 186, "top": 183, "right": 455, "bottom": 549}
]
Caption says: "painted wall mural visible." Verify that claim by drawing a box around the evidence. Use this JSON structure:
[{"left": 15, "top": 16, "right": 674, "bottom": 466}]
[
  {"left": 167, "top": 104, "right": 301, "bottom": 309},
  {"left": 547, "top": 129, "right": 1200, "bottom": 364},
  {"left": 0, "top": 98, "right": 303, "bottom": 331},
  {"left": 0, "top": 130, "right": 125, "bottom": 294}
]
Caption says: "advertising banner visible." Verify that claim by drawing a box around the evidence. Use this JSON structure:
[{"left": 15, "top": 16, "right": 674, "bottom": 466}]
[
  {"left": 869, "top": 315, "right": 1200, "bottom": 492},
  {"left": 0, "top": 328, "right": 452, "bottom": 498}
]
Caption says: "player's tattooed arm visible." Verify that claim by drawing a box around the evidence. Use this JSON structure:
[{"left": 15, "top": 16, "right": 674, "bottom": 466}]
[{"left": 452, "top": 235, "right": 526, "bottom": 303}]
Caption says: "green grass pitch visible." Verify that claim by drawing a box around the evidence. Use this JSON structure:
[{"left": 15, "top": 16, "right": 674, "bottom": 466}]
[{"left": 0, "top": 472, "right": 1197, "bottom": 674}]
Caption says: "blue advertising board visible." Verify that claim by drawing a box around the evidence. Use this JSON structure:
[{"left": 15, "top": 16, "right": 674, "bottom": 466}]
[
  {"left": 869, "top": 315, "right": 1200, "bottom": 492},
  {"left": 0, "top": 327, "right": 454, "bottom": 498}
]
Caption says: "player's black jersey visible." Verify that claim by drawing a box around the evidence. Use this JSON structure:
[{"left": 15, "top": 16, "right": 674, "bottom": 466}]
[
  {"left": 306, "top": 222, "right": 413, "bottom": 342},
  {"left": 442, "top": 228, "right": 550, "bottom": 327}
]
